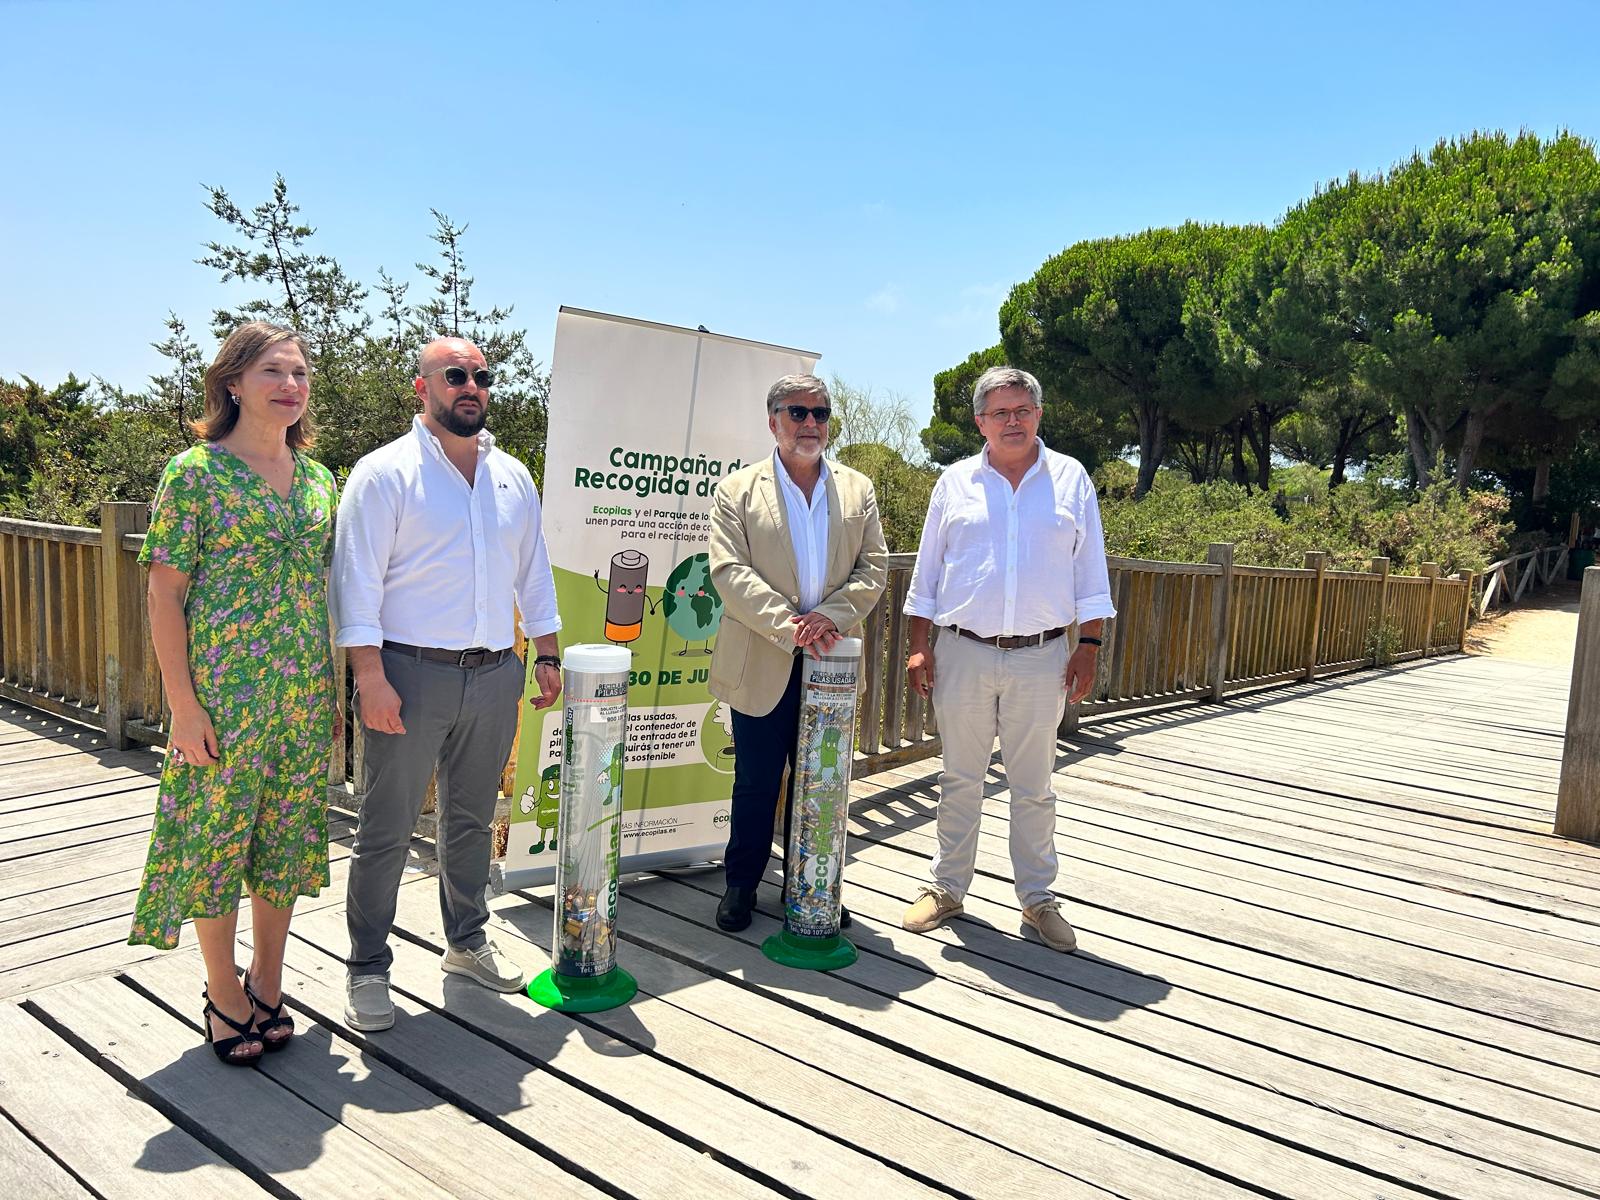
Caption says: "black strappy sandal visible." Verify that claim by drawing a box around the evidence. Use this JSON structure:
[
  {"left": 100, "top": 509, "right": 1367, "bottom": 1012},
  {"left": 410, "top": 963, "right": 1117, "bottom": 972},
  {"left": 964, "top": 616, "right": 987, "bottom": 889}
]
[
  {"left": 243, "top": 976, "right": 294, "bottom": 1052},
  {"left": 203, "top": 989, "right": 263, "bottom": 1066}
]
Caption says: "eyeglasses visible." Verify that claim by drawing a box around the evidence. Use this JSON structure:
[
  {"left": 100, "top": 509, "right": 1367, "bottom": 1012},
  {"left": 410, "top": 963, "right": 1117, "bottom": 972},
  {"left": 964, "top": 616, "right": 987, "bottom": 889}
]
[
  {"left": 980, "top": 405, "right": 1037, "bottom": 425},
  {"left": 426, "top": 365, "right": 495, "bottom": 389},
  {"left": 780, "top": 404, "right": 831, "bottom": 424}
]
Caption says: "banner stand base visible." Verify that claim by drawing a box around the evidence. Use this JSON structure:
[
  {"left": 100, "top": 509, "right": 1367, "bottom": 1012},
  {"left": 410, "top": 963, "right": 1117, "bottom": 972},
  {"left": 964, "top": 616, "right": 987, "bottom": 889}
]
[
  {"left": 761, "top": 929, "right": 858, "bottom": 972},
  {"left": 528, "top": 966, "right": 638, "bottom": 1012}
]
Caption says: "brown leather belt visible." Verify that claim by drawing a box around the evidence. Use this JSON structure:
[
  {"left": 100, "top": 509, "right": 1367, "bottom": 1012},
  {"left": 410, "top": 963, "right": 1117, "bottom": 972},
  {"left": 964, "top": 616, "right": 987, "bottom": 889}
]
[
  {"left": 948, "top": 626, "right": 1066, "bottom": 650},
  {"left": 382, "top": 640, "right": 511, "bottom": 669}
]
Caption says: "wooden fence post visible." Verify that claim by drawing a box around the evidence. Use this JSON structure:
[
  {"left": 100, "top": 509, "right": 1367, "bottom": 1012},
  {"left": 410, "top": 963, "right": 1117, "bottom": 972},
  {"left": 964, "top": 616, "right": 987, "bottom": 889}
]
[
  {"left": 1455, "top": 570, "right": 1474, "bottom": 651},
  {"left": 1556, "top": 566, "right": 1600, "bottom": 843},
  {"left": 1420, "top": 562, "right": 1441, "bottom": 656},
  {"left": 1370, "top": 558, "right": 1392, "bottom": 663},
  {"left": 1207, "top": 543, "right": 1235, "bottom": 701},
  {"left": 99, "top": 501, "right": 147, "bottom": 750},
  {"left": 1303, "top": 551, "right": 1328, "bottom": 681}
]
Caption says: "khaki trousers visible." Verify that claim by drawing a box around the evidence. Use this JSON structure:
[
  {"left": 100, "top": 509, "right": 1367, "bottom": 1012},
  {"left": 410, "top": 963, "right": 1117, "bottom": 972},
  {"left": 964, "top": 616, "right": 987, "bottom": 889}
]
[{"left": 929, "top": 630, "right": 1066, "bottom": 908}]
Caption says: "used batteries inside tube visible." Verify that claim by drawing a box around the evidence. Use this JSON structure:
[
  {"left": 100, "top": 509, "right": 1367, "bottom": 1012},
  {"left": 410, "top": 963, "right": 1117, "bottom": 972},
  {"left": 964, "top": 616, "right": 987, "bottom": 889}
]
[
  {"left": 764, "top": 637, "right": 862, "bottom": 970},
  {"left": 528, "top": 643, "right": 639, "bottom": 1011}
]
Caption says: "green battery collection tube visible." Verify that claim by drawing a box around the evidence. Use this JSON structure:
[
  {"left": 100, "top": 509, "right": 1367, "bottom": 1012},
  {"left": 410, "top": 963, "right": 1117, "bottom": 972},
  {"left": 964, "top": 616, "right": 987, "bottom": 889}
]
[
  {"left": 763, "top": 636, "right": 863, "bottom": 971},
  {"left": 528, "top": 643, "right": 639, "bottom": 1011}
]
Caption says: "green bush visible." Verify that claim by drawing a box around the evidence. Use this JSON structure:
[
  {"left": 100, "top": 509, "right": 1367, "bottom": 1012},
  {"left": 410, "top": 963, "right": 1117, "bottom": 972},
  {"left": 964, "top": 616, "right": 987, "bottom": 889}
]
[{"left": 1095, "top": 459, "right": 1510, "bottom": 573}]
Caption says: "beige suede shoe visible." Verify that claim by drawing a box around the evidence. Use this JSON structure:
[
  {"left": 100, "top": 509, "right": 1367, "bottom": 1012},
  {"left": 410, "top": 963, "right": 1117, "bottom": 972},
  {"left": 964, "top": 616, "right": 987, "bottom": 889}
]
[
  {"left": 1022, "top": 900, "right": 1078, "bottom": 952},
  {"left": 902, "top": 886, "right": 964, "bottom": 932}
]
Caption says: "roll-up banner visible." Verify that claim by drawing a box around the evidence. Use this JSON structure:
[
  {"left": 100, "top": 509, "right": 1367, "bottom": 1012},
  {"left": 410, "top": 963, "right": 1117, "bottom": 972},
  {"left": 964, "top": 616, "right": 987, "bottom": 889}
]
[{"left": 499, "top": 307, "right": 819, "bottom": 891}]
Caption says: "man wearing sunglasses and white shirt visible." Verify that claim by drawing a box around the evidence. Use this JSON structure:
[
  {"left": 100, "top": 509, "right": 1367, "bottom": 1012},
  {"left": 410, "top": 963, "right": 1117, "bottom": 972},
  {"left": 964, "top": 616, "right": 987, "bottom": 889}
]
[
  {"left": 901, "top": 365, "right": 1115, "bottom": 952},
  {"left": 333, "top": 337, "right": 563, "bottom": 1030},
  {"left": 707, "top": 375, "right": 888, "bottom": 932}
]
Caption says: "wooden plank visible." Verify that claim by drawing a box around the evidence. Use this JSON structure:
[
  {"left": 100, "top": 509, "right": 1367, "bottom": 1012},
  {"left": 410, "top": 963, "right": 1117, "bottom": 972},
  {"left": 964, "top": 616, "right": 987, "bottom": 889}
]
[
  {"left": 881, "top": 569, "right": 908, "bottom": 750},
  {"left": 253, "top": 933, "right": 786, "bottom": 1196},
  {"left": 99, "top": 503, "right": 148, "bottom": 751},
  {"left": 1059, "top": 747, "right": 1600, "bottom": 892},
  {"left": 768, "top": 869, "right": 1600, "bottom": 1194},
  {"left": 30, "top": 540, "right": 47, "bottom": 695},
  {"left": 859, "top": 573, "right": 885, "bottom": 752},
  {"left": 833, "top": 846, "right": 1600, "bottom": 1143},
  {"left": 849, "top": 800, "right": 1600, "bottom": 1067},
  {"left": 447, "top": 893, "right": 1242, "bottom": 1199},
  {"left": 1039, "top": 781, "right": 1600, "bottom": 967},
  {"left": 0, "top": 518, "right": 100, "bottom": 544},
  {"left": 0, "top": 1109, "right": 94, "bottom": 1199},
  {"left": 609, "top": 885, "right": 1454, "bottom": 1199},
  {"left": 1557, "top": 567, "right": 1600, "bottom": 841},
  {"left": 1207, "top": 543, "right": 1233, "bottom": 699},
  {"left": 368, "top": 896, "right": 1119, "bottom": 1200},
  {"left": 282, "top": 904, "right": 961, "bottom": 1200},
  {"left": 0, "top": 865, "right": 145, "bottom": 926},
  {"left": 842, "top": 827, "right": 1600, "bottom": 1116},
  {"left": 0, "top": 1001, "right": 268, "bottom": 1198},
  {"left": 123, "top": 952, "right": 609, "bottom": 1200},
  {"left": 0, "top": 784, "right": 159, "bottom": 833},
  {"left": 28, "top": 975, "right": 460, "bottom": 1199}
]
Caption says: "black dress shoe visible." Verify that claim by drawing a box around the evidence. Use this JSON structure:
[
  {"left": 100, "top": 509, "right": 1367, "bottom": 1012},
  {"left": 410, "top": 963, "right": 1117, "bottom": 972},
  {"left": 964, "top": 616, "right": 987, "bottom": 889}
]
[{"left": 716, "top": 885, "right": 757, "bottom": 931}]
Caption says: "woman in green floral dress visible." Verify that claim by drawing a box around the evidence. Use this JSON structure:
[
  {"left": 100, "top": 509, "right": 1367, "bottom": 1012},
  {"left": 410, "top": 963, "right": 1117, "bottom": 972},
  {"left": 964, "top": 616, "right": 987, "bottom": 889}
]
[{"left": 131, "top": 322, "right": 339, "bottom": 1065}]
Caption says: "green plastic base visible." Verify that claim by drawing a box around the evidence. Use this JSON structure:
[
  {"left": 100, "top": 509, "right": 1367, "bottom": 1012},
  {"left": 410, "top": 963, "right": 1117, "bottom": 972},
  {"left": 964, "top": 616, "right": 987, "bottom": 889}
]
[
  {"left": 527, "top": 965, "right": 638, "bottom": 1012},
  {"left": 761, "top": 929, "right": 858, "bottom": 971}
]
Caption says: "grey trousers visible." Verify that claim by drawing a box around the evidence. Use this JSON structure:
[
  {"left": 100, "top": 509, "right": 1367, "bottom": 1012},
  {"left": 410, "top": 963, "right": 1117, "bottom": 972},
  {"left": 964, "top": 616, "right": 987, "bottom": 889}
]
[{"left": 346, "top": 647, "right": 524, "bottom": 974}]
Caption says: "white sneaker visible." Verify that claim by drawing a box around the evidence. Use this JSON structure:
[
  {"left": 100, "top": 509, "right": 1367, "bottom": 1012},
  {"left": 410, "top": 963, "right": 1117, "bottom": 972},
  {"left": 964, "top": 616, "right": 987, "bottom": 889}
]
[
  {"left": 442, "top": 941, "right": 527, "bottom": 992},
  {"left": 345, "top": 973, "right": 395, "bottom": 1031}
]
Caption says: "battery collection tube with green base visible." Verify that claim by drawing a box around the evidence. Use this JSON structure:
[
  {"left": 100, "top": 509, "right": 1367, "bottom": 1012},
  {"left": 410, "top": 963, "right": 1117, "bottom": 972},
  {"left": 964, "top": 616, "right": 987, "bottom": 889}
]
[
  {"left": 528, "top": 644, "right": 639, "bottom": 1011},
  {"left": 762, "top": 636, "right": 863, "bottom": 971}
]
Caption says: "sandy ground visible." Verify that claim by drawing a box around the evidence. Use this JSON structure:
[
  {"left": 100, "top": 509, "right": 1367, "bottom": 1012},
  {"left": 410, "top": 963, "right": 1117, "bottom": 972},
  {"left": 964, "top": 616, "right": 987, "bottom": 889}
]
[{"left": 1463, "top": 579, "right": 1583, "bottom": 666}]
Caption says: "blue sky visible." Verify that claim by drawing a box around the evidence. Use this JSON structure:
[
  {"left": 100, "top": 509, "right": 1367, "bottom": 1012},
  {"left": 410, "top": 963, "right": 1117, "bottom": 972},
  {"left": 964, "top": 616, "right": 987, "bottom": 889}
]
[{"left": 3, "top": 0, "right": 1597, "bottom": 433}]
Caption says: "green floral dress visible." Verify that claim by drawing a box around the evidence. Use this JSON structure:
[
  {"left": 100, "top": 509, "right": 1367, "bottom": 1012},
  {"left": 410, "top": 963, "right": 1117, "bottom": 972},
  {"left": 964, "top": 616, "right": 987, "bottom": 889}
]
[{"left": 129, "top": 443, "right": 338, "bottom": 949}]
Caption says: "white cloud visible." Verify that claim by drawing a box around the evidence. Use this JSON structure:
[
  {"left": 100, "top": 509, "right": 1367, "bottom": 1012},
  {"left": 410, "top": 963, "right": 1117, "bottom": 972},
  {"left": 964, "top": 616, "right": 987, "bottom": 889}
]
[
  {"left": 934, "top": 280, "right": 1010, "bottom": 330},
  {"left": 865, "top": 285, "right": 902, "bottom": 315}
]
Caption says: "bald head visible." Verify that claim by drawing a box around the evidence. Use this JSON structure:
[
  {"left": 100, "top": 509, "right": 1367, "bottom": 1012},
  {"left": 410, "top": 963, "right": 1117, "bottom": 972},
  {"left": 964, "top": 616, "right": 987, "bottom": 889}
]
[
  {"left": 414, "top": 337, "right": 491, "bottom": 439},
  {"left": 418, "top": 337, "right": 483, "bottom": 377}
]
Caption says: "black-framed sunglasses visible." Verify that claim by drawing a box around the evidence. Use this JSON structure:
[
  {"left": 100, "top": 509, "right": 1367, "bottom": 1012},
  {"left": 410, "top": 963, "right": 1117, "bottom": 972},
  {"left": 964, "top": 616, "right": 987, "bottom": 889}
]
[
  {"left": 427, "top": 365, "right": 495, "bottom": 389},
  {"left": 781, "top": 404, "right": 831, "bottom": 424}
]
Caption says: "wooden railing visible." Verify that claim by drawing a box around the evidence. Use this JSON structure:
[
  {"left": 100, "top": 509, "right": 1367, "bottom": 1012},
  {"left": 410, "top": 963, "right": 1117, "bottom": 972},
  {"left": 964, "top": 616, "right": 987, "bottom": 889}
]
[
  {"left": 2, "top": 507, "right": 1473, "bottom": 781},
  {"left": 849, "top": 546, "right": 1470, "bottom": 770},
  {"left": 1476, "top": 545, "right": 1569, "bottom": 616},
  {"left": 1557, "top": 565, "right": 1599, "bottom": 843}
]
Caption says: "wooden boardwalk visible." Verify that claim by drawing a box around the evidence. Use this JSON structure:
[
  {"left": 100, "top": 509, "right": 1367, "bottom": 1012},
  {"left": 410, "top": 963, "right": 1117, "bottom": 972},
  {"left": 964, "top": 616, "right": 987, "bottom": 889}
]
[{"left": 2, "top": 653, "right": 1598, "bottom": 1199}]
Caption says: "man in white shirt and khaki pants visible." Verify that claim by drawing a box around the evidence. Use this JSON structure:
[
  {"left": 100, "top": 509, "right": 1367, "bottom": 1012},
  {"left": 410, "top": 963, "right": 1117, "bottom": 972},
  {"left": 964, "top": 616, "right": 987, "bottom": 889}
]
[
  {"left": 902, "top": 366, "right": 1115, "bottom": 952},
  {"left": 333, "top": 337, "right": 563, "bottom": 1030}
]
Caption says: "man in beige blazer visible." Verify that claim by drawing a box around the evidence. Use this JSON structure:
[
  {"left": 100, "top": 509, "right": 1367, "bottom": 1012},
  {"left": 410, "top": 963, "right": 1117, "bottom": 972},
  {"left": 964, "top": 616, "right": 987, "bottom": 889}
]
[{"left": 707, "top": 375, "right": 888, "bottom": 931}]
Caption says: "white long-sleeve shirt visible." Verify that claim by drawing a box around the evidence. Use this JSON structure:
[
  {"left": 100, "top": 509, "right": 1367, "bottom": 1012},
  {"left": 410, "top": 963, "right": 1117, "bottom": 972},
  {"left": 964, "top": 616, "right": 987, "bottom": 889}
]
[
  {"left": 772, "top": 450, "right": 831, "bottom": 613},
  {"left": 904, "top": 439, "right": 1115, "bottom": 637},
  {"left": 333, "top": 416, "right": 561, "bottom": 651}
]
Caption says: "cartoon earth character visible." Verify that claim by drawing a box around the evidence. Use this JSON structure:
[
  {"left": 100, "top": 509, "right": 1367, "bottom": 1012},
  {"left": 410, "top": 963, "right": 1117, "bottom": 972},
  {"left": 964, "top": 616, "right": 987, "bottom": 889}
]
[
  {"left": 662, "top": 552, "right": 723, "bottom": 656},
  {"left": 527, "top": 764, "right": 561, "bottom": 854}
]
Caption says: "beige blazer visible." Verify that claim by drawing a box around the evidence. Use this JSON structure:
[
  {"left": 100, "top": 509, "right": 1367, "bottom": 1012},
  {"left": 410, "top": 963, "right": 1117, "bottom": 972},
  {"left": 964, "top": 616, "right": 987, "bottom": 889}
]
[{"left": 707, "top": 457, "right": 888, "bottom": 717}]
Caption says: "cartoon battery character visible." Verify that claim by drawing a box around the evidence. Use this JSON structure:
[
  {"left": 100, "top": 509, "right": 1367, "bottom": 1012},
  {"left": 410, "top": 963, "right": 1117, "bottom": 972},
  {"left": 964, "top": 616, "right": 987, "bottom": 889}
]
[
  {"left": 592, "top": 549, "right": 653, "bottom": 645},
  {"left": 529, "top": 764, "right": 561, "bottom": 854}
]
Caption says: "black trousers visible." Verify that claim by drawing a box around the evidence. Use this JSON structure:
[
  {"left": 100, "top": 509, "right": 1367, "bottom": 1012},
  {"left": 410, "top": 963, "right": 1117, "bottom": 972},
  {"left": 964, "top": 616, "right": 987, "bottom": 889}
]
[{"left": 723, "top": 655, "right": 803, "bottom": 889}]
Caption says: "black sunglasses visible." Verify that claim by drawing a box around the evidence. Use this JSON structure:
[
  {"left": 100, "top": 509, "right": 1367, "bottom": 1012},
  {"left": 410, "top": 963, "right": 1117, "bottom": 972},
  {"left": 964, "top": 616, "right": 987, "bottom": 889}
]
[
  {"left": 427, "top": 365, "right": 495, "bottom": 389},
  {"left": 781, "top": 404, "right": 831, "bottom": 423}
]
